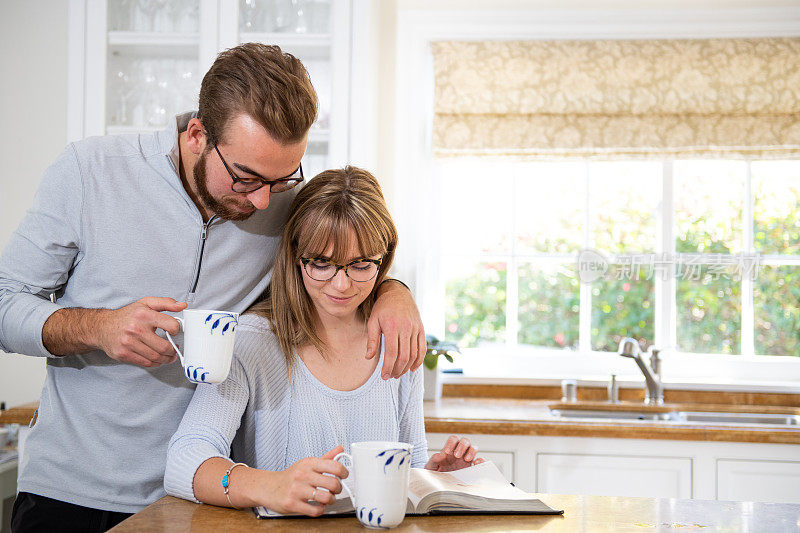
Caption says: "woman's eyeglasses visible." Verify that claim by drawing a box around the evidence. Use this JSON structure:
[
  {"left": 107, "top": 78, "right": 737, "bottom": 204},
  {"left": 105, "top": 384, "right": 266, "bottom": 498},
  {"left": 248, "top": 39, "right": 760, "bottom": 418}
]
[{"left": 300, "top": 257, "right": 382, "bottom": 282}]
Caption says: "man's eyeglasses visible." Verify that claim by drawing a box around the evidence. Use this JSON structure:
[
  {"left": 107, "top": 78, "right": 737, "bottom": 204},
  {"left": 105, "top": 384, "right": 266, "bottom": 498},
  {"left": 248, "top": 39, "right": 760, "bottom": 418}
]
[
  {"left": 300, "top": 257, "right": 383, "bottom": 283},
  {"left": 213, "top": 144, "right": 303, "bottom": 194}
]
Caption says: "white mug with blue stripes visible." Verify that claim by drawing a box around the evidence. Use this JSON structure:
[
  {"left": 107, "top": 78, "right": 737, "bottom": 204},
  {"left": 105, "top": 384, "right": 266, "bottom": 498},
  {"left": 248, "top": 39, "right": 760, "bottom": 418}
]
[
  {"left": 334, "top": 441, "right": 413, "bottom": 529},
  {"left": 165, "top": 309, "right": 239, "bottom": 384}
]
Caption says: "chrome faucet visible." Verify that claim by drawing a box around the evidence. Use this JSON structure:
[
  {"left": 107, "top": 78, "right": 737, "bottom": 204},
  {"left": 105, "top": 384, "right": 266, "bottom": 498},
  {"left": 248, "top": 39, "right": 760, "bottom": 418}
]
[{"left": 617, "top": 338, "right": 663, "bottom": 405}]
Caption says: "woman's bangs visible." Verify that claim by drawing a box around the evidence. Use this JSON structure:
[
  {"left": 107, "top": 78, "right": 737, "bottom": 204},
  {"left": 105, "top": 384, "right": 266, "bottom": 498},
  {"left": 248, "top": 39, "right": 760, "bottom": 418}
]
[
  {"left": 296, "top": 209, "right": 387, "bottom": 263},
  {"left": 296, "top": 213, "right": 355, "bottom": 264},
  {"left": 351, "top": 213, "right": 388, "bottom": 260}
]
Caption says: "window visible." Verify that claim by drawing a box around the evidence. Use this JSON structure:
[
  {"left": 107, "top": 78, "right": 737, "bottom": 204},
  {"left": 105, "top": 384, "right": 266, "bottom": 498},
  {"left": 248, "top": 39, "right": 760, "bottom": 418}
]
[
  {"left": 431, "top": 158, "right": 800, "bottom": 358},
  {"left": 394, "top": 9, "right": 800, "bottom": 382}
]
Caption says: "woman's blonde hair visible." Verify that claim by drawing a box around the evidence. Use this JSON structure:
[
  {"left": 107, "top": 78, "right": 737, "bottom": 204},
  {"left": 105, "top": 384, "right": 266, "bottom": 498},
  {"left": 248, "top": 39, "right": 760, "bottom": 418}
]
[{"left": 248, "top": 166, "right": 398, "bottom": 366}]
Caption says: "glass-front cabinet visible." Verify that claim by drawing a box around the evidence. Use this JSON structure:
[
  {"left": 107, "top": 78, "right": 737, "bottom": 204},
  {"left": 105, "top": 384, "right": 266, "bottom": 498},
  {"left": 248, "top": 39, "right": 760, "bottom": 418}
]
[{"left": 69, "top": 0, "right": 351, "bottom": 176}]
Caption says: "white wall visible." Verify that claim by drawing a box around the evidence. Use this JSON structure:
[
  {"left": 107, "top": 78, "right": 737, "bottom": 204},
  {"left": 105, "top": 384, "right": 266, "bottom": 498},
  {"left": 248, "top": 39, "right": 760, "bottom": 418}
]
[{"left": 0, "top": 0, "right": 68, "bottom": 408}]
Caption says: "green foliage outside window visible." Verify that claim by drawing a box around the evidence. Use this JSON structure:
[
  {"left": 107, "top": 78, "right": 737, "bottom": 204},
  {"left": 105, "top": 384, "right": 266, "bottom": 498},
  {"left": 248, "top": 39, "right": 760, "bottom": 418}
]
[
  {"left": 591, "top": 268, "right": 654, "bottom": 352},
  {"left": 753, "top": 163, "right": 800, "bottom": 255},
  {"left": 755, "top": 266, "right": 800, "bottom": 356},
  {"left": 444, "top": 262, "right": 506, "bottom": 348},
  {"left": 677, "top": 271, "right": 742, "bottom": 355},
  {"left": 751, "top": 174, "right": 800, "bottom": 355},
  {"left": 517, "top": 264, "right": 580, "bottom": 349},
  {"left": 441, "top": 162, "right": 800, "bottom": 356},
  {"left": 674, "top": 209, "right": 742, "bottom": 355}
]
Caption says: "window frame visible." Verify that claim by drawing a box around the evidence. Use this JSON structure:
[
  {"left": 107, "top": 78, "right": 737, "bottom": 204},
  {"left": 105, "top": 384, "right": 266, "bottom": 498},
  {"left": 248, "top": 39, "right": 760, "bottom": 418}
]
[{"left": 392, "top": 5, "right": 800, "bottom": 386}]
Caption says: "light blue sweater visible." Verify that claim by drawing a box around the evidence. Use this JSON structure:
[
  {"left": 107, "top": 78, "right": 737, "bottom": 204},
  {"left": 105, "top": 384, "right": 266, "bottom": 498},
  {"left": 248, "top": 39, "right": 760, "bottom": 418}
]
[
  {"left": 0, "top": 113, "right": 294, "bottom": 512},
  {"left": 164, "top": 314, "right": 427, "bottom": 503}
]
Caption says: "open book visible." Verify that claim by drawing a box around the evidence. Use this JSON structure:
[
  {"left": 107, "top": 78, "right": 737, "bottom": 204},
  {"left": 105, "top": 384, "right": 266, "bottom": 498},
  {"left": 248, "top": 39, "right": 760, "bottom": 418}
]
[{"left": 254, "top": 461, "right": 562, "bottom": 518}]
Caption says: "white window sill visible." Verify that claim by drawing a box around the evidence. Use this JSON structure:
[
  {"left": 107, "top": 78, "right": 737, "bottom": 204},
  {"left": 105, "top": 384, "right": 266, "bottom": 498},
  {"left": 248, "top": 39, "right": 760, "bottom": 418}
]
[{"left": 438, "top": 348, "right": 800, "bottom": 394}]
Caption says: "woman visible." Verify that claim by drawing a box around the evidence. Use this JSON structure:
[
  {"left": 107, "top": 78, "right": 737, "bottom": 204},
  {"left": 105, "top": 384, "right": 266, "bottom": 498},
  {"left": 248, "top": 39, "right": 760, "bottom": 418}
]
[{"left": 164, "top": 166, "right": 480, "bottom": 516}]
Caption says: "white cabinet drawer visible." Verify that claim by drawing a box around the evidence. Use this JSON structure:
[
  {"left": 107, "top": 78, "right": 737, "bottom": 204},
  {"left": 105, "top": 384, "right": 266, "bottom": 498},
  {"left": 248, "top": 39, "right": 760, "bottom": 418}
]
[
  {"left": 537, "top": 453, "right": 692, "bottom": 499},
  {"left": 717, "top": 459, "right": 800, "bottom": 504}
]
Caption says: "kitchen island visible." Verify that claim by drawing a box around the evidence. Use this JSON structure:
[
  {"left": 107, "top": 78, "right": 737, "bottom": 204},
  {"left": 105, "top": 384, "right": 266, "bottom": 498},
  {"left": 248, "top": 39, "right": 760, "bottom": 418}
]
[{"left": 111, "top": 493, "right": 800, "bottom": 532}]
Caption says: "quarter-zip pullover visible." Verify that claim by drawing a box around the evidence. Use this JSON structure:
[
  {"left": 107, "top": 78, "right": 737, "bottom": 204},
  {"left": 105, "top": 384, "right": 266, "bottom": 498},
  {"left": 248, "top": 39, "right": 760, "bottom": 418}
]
[{"left": 0, "top": 112, "right": 294, "bottom": 512}]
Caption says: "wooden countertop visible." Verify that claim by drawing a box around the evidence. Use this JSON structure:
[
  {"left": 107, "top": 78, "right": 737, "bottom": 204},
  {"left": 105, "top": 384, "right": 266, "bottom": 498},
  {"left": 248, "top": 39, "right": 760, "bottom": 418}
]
[
  {"left": 424, "top": 398, "right": 800, "bottom": 444},
  {"left": 5, "top": 394, "right": 800, "bottom": 444},
  {"left": 0, "top": 402, "right": 37, "bottom": 425},
  {"left": 110, "top": 494, "right": 800, "bottom": 532}
]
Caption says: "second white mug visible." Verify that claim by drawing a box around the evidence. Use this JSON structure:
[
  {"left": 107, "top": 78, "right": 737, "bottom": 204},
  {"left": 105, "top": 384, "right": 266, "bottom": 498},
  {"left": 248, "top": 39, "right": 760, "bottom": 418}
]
[{"left": 334, "top": 441, "right": 413, "bottom": 529}]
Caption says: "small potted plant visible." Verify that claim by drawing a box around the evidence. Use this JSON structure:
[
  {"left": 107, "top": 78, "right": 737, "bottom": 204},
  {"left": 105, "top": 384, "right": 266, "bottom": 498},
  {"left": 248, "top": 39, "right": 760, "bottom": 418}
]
[{"left": 423, "top": 335, "right": 459, "bottom": 401}]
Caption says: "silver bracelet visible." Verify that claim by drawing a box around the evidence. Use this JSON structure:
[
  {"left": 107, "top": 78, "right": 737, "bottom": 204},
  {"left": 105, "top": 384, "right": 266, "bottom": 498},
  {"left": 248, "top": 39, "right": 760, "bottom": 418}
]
[{"left": 222, "top": 462, "right": 248, "bottom": 509}]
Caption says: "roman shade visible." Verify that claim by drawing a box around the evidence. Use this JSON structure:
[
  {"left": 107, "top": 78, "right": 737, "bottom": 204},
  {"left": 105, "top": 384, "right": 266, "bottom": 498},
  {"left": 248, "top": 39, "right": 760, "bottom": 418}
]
[{"left": 432, "top": 38, "right": 800, "bottom": 159}]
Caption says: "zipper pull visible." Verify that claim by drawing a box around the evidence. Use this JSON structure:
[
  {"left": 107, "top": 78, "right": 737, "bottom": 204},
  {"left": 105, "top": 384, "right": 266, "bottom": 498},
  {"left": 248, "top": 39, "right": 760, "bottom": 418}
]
[{"left": 201, "top": 216, "right": 216, "bottom": 240}]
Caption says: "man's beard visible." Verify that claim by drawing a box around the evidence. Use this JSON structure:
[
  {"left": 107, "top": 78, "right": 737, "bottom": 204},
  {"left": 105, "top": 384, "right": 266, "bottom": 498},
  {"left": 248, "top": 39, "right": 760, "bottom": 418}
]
[{"left": 193, "top": 149, "right": 256, "bottom": 221}]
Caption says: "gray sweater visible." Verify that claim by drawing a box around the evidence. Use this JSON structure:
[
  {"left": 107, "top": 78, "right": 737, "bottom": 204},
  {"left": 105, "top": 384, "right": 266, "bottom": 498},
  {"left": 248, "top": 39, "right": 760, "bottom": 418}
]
[
  {"left": 0, "top": 113, "right": 293, "bottom": 512},
  {"left": 164, "top": 314, "right": 427, "bottom": 503}
]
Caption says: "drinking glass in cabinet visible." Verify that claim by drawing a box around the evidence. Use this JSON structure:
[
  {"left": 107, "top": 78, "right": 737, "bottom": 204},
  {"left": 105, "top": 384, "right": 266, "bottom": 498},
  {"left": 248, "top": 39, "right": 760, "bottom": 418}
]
[
  {"left": 136, "top": 0, "right": 169, "bottom": 32},
  {"left": 108, "top": 0, "right": 135, "bottom": 31},
  {"left": 108, "top": 66, "right": 138, "bottom": 126},
  {"left": 240, "top": 0, "right": 263, "bottom": 30},
  {"left": 239, "top": 0, "right": 276, "bottom": 32},
  {"left": 170, "top": 0, "right": 200, "bottom": 33},
  {"left": 294, "top": 0, "right": 310, "bottom": 33},
  {"left": 272, "top": 0, "right": 295, "bottom": 32},
  {"left": 140, "top": 63, "right": 169, "bottom": 127},
  {"left": 108, "top": 0, "right": 199, "bottom": 33},
  {"left": 307, "top": 0, "right": 331, "bottom": 33},
  {"left": 241, "top": 0, "right": 330, "bottom": 34},
  {"left": 107, "top": 56, "right": 199, "bottom": 129}
]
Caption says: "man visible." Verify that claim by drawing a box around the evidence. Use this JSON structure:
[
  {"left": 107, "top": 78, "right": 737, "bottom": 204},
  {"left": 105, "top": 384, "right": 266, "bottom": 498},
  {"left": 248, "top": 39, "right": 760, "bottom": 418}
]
[{"left": 1, "top": 43, "right": 425, "bottom": 532}]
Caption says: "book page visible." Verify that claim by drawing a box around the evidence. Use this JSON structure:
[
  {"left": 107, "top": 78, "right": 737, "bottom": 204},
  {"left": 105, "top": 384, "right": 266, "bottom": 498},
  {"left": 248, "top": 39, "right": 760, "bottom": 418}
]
[
  {"left": 438, "top": 461, "right": 509, "bottom": 486},
  {"left": 409, "top": 461, "right": 529, "bottom": 503}
]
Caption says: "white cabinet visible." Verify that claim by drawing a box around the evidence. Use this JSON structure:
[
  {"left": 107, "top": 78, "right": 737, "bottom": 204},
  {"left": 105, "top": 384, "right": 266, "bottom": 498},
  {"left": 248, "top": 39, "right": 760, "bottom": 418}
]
[
  {"left": 428, "top": 432, "right": 800, "bottom": 502},
  {"left": 0, "top": 461, "right": 17, "bottom": 530},
  {"left": 68, "top": 0, "right": 359, "bottom": 177},
  {"left": 537, "top": 453, "right": 692, "bottom": 499},
  {"left": 717, "top": 459, "right": 800, "bottom": 504}
]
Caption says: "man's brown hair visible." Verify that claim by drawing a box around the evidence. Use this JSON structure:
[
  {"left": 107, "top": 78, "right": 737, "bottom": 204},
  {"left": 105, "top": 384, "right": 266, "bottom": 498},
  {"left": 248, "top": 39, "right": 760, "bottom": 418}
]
[{"left": 198, "top": 42, "right": 318, "bottom": 145}]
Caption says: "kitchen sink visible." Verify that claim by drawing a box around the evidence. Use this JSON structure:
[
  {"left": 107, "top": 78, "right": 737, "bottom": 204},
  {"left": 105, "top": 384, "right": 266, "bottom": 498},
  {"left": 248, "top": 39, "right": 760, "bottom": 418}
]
[
  {"left": 674, "top": 411, "right": 800, "bottom": 426},
  {"left": 549, "top": 408, "right": 800, "bottom": 426},
  {"left": 549, "top": 408, "right": 680, "bottom": 422}
]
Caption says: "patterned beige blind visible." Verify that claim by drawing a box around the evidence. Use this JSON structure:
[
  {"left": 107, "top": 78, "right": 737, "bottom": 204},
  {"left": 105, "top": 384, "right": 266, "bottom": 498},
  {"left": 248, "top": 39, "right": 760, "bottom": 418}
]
[{"left": 432, "top": 38, "right": 800, "bottom": 159}]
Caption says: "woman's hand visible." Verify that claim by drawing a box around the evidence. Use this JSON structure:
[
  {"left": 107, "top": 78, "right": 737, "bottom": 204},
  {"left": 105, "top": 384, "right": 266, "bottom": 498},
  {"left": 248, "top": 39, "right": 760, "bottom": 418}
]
[
  {"left": 425, "top": 435, "right": 484, "bottom": 472},
  {"left": 259, "top": 445, "right": 349, "bottom": 516}
]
